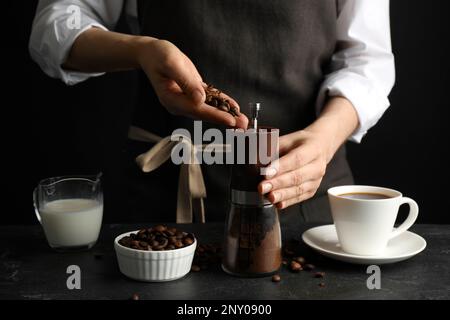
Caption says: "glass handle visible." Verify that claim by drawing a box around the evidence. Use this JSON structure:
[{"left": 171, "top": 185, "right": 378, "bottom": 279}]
[{"left": 32, "top": 187, "right": 42, "bottom": 224}]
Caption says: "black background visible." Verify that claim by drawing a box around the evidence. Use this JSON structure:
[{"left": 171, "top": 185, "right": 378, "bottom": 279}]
[{"left": 5, "top": 1, "right": 450, "bottom": 224}]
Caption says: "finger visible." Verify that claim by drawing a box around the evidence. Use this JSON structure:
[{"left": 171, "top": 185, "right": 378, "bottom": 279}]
[
  {"left": 258, "top": 162, "right": 322, "bottom": 194},
  {"left": 278, "top": 132, "right": 300, "bottom": 156},
  {"left": 264, "top": 144, "right": 317, "bottom": 178},
  {"left": 267, "top": 180, "right": 320, "bottom": 204},
  {"left": 202, "top": 83, "right": 248, "bottom": 129},
  {"left": 165, "top": 59, "right": 205, "bottom": 105},
  {"left": 156, "top": 84, "right": 236, "bottom": 126},
  {"left": 221, "top": 95, "right": 249, "bottom": 129},
  {"left": 276, "top": 191, "right": 316, "bottom": 209},
  {"left": 234, "top": 113, "right": 249, "bottom": 129},
  {"left": 188, "top": 103, "right": 238, "bottom": 127}
]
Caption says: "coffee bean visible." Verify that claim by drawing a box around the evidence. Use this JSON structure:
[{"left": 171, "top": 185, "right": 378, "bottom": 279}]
[
  {"left": 165, "top": 230, "right": 175, "bottom": 237},
  {"left": 119, "top": 236, "right": 131, "bottom": 247},
  {"left": 169, "top": 236, "right": 177, "bottom": 244},
  {"left": 131, "top": 240, "right": 140, "bottom": 247},
  {"left": 282, "top": 260, "right": 287, "bottom": 265},
  {"left": 175, "top": 231, "right": 184, "bottom": 239},
  {"left": 139, "top": 241, "right": 148, "bottom": 247},
  {"left": 290, "top": 261, "right": 302, "bottom": 272},
  {"left": 293, "top": 257, "right": 305, "bottom": 264},
  {"left": 304, "top": 264, "right": 315, "bottom": 271},
  {"left": 314, "top": 272, "right": 325, "bottom": 278},
  {"left": 167, "top": 244, "right": 175, "bottom": 250},
  {"left": 204, "top": 84, "right": 239, "bottom": 118},
  {"left": 154, "top": 225, "right": 166, "bottom": 233},
  {"left": 156, "top": 238, "right": 168, "bottom": 249},
  {"left": 319, "top": 282, "right": 325, "bottom": 288},
  {"left": 197, "top": 246, "right": 205, "bottom": 253},
  {"left": 131, "top": 293, "right": 139, "bottom": 300},
  {"left": 138, "top": 233, "right": 147, "bottom": 240},
  {"left": 169, "top": 227, "right": 177, "bottom": 233},
  {"left": 183, "top": 237, "right": 194, "bottom": 246},
  {"left": 272, "top": 274, "right": 281, "bottom": 282},
  {"left": 94, "top": 253, "right": 103, "bottom": 260},
  {"left": 150, "top": 240, "right": 159, "bottom": 247},
  {"left": 175, "top": 240, "right": 184, "bottom": 248},
  {"left": 191, "top": 265, "right": 201, "bottom": 272}
]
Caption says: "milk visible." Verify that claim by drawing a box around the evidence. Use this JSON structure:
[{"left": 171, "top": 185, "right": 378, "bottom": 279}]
[{"left": 40, "top": 198, "right": 103, "bottom": 248}]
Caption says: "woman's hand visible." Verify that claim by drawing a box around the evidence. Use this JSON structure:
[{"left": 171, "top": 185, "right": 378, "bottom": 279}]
[
  {"left": 65, "top": 29, "right": 247, "bottom": 127},
  {"left": 258, "top": 97, "right": 359, "bottom": 209},
  {"left": 258, "top": 129, "right": 331, "bottom": 209},
  {"left": 137, "top": 39, "right": 248, "bottom": 129}
]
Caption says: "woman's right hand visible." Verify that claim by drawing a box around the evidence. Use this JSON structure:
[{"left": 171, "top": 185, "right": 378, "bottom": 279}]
[{"left": 137, "top": 39, "right": 248, "bottom": 129}]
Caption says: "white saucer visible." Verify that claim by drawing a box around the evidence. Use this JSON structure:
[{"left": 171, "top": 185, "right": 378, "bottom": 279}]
[{"left": 301, "top": 225, "right": 426, "bottom": 265}]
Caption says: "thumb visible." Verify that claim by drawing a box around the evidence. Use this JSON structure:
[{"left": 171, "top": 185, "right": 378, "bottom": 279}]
[{"left": 168, "top": 66, "right": 205, "bottom": 105}]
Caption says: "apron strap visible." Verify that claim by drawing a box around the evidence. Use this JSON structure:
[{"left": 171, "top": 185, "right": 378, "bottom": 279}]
[{"left": 128, "top": 126, "right": 207, "bottom": 223}]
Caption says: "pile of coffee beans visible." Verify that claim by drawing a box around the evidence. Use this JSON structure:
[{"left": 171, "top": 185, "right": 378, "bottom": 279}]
[
  {"left": 118, "top": 225, "right": 195, "bottom": 251},
  {"left": 205, "top": 84, "right": 239, "bottom": 117},
  {"left": 273, "top": 239, "right": 326, "bottom": 286},
  {"left": 191, "top": 243, "right": 222, "bottom": 272}
]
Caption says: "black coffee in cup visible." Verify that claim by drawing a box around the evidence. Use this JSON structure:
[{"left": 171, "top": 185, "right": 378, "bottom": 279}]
[{"left": 339, "top": 192, "right": 391, "bottom": 200}]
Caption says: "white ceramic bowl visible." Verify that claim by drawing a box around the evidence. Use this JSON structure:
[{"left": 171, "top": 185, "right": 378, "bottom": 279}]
[{"left": 114, "top": 230, "right": 197, "bottom": 282}]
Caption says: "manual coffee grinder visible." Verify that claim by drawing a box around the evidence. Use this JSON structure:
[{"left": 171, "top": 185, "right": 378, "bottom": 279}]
[{"left": 222, "top": 103, "right": 282, "bottom": 277}]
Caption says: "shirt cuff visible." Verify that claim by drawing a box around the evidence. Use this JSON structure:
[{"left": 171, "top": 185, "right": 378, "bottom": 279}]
[
  {"left": 30, "top": 20, "right": 107, "bottom": 86},
  {"left": 316, "top": 73, "right": 391, "bottom": 143}
]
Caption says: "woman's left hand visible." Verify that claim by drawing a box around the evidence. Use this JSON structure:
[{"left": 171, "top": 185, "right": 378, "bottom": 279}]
[
  {"left": 258, "top": 129, "right": 332, "bottom": 209},
  {"left": 258, "top": 96, "right": 359, "bottom": 209}
]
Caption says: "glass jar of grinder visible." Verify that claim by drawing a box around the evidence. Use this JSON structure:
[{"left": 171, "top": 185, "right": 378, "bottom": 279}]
[{"left": 222, "top": 103, "right": 282, "bottom": 277}]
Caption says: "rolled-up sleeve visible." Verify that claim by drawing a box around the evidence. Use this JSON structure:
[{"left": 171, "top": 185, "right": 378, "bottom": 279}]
[
  {"left": 29, "top": 0, "right": 124, "bottom": 85},
  {"left": 316, "top": 0, "right": 395, "bottom": 143}
]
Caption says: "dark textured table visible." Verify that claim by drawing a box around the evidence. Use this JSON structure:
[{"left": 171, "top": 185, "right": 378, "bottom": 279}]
[{"left": 1, "top": 221, "right": 449, "bottom": 300}]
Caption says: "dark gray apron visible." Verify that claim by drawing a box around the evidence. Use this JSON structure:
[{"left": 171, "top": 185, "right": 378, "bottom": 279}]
[{"left": 129, "top": 0, "right": 353, "bottom": 223}]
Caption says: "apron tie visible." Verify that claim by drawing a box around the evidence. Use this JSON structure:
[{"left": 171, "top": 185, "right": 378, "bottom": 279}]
[{"left": 128, "top": 126, "right": 206, "bottom": 223}]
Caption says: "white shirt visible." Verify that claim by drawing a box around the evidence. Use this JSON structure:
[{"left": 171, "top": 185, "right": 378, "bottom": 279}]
[{"left": 29, "top": 0, "right": 395, "bottom": 142}]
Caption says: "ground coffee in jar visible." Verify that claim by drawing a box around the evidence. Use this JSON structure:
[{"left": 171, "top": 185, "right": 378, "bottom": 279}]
[{"left": 222, "top": 124, "right": 282, "bottom": 277}]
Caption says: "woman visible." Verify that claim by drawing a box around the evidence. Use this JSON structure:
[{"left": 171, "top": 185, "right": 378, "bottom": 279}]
[{"left": 29, "top": 0, "right": 395, "bottom": 222}]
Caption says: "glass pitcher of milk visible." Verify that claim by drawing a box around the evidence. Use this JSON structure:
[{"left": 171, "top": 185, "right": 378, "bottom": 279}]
[{"left": 33, "top": 174, "right": 103, "bottom": 252}]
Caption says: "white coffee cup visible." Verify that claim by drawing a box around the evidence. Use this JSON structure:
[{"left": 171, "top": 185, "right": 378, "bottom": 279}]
[{"left": 327, "top": 185, "right": 419, "bottom": 256}]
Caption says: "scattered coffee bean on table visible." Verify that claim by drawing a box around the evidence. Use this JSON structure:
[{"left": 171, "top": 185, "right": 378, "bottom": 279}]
[
  {"left": 290, "top": 261, "right": 302, "bottom": 272},
  {"left": 204, "top": 84, "right": 239, "bottom": 117},
  {"left": 293, "top": 256, "right": 305, "bottom": 264},
  {"left": 314, "top": 272, "right": 325, "bottom": 278},
  {"left": 192, "top": 243, "right": 222, "bottom": 272},
  {"left": 131, "top": 293, "right": 140, "bottom": 300},
  {"left": 191, "top": 265, "right": 201, "bottom": 272},
  {"left": 304, "top": 263, "right": 315, "bottom": 271},
  {"left": 118, "top": 225, "right": 195, "bottom": 251},
  {"left": 272, "top": 274, "right": 281, "bottom": 282}
]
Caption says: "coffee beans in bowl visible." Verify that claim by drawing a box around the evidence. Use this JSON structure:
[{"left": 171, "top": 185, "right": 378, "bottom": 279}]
[
  {"left": 114, "top": 225, "right": 197, "bottom": 282},
  {"left": 118, "top": 225, "right": 195, "bottom": 251}
]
